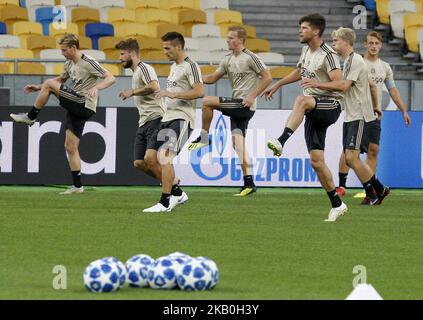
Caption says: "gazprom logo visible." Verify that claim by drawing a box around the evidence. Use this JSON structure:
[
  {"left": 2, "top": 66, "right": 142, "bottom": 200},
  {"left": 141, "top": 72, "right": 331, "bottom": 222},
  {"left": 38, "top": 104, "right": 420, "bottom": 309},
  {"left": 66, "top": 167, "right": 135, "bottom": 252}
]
[
  {"left": 191, "top": 115, "right": 229, "bottom": 181},
  {"left": 214, "top": 115, "right": 227, "bottom": 156}
]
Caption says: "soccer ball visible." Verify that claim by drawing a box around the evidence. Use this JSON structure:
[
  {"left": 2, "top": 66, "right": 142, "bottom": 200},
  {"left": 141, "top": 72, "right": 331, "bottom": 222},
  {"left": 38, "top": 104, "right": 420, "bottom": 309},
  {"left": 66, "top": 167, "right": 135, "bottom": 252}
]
[
  {"left": 102, "top": 257, "right": 127, "bottom": 288},
  {"left": 168, "top": 252, "right": 192, "bottom": 275},
  {"left": 197, "top": 256, "right": 219, "bottom": 289},
  {"left": 147, "top": 256, "right": 178, "bottom": 289},
  {"left": 176, "top": 258, "right": 214, "bottom": 291},
  {"left": 125, "top": 254, "right": 154, "bottom": 288},
  {"left": 83, "top": 258, "right": 121, "bottom": 293}
]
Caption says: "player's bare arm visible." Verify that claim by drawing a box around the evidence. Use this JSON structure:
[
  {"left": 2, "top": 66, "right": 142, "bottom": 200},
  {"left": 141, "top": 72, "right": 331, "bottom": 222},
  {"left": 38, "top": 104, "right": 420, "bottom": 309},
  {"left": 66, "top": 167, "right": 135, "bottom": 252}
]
[
  {"left": 300, "top": 69, "right": 345, "bottom": 91},
  {"left": 262, "top": 68, "right": 301, "bottom": 101},
  {"left": 87, "top": 71, "right": 116, "bottom": 97},
  {"left": 388, "top": 87, "right": 411, "bottom": 126},
  {"left": 369, "top": 79, "right": 382, "bottom": 119},
  {"left": 202, "top": 70, "right": 225, "bottom": 85},
  {"left": 243, "top": 69, "right": 272, "bottom": 108},
  {"left": 119, "top": 80, "right": 160, "bottom": 100},
  {"left": 155, "top": 83, "right": 204, "bottom": 100}
]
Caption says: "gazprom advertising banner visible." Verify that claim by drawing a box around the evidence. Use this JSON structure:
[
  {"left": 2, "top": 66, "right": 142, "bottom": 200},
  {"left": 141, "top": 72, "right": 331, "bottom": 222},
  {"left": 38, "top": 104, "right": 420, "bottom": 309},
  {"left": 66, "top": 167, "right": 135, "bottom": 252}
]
[
  {"left": 0, "top": 107, "right": 421, "bottom": 188},
  {"left": 175, "top": 110, "right": 361, "bottom": 188}
]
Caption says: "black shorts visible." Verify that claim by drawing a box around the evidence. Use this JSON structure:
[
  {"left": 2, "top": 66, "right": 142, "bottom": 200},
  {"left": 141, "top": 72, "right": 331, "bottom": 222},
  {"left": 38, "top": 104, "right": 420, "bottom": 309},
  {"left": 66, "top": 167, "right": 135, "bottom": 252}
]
[
  {"left": 304, "top": 97, "right": 342, "bottom": 152},
  {"left": 343, "top": 119, "right": 365, "bottom": 151},
  {"left": 59, "top": 84, "right": 94, "bottom": 138},
  {"left": 155, "top": 119, "right": 193, "bottom": 155},
  {"left": 134, "top": 117, "right": 162, "bottom": 161},
  {"left": 217, "top": 97, "right": 255, "bottom": 137},
  {"left": 360, "top": 119, "right": 381, "bottom": 153}
]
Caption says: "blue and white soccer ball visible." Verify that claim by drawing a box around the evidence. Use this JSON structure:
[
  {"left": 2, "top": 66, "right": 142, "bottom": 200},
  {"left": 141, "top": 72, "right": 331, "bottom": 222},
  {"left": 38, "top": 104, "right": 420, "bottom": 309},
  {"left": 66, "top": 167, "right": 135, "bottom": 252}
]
[
  {"left": 125, "top": 254, "right": 154, "bottom": 288},
  {"left": 83, "top": 258, "right": 122, "bottom": 293},
  {"left": 176, "top": 258, "right": 214, "bottom": 291},
  {"left": 147, "top": 256, "right": 178, "bottom": 289},
  {"left": 197, "top": 256, "right": 219, "bottom": 289},
  {"left": 102, "top": 257, "right": 127, "bottom": 288}
]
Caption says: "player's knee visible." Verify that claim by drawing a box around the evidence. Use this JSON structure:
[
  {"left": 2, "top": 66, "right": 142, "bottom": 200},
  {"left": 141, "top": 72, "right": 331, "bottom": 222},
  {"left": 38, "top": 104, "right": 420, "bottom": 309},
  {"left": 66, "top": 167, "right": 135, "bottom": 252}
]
[
  {"left": 310, "top": 157, "right": 324, "bottom": 171},
  {"left": 144, "top": 153, "right": 157, "bottom": 168},
  {"left": 295, "top": 96, "right": 308, "bottom": 109},
  {"left": 367, "top": 145, "right": 379, "bottom": 158},
  {"left": 43, "top": 78, "right": 56, "bottom": 90},
  {"left": 64, "top": 141, "right": 78, "bottom": 154},
  {"left": 344, "top": 153, "right": 356, "bottom": 168},
  {"left": 133, "top": 160, "right": 145, "bottom": 170}
]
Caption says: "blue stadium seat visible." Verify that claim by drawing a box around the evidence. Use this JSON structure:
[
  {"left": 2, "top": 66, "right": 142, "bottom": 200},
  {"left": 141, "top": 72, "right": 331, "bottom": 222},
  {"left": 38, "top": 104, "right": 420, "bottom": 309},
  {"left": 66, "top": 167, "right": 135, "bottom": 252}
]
[
  {"left": 85, "top": 23, "right": 114, "bottom": 50},
  {"left": 36, "top": 7, "right": 56, "bottom": 36},
  {"left": 0, "top": 22, "right": 6, "bottom": 35},
  {"left": 19, "top": 0, "right": 26, "bottom": 7},
  {"left": 363, "top": 0, "right": 376, "bottom": 11}
]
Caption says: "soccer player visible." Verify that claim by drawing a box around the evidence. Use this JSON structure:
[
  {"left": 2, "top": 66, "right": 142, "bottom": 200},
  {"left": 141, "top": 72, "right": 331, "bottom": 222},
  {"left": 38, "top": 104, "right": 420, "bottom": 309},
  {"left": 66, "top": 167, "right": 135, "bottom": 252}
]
[
  {"left": 10, "top": 34, "right": 116, "bottom": 194},
  {"left": 263, "top": 14, "right": 347, "bottom": 221},
  {"left": 301, "top": 27, "right": 390, "bottom": 207},
  {"left": 187, "top": 26, "right": 272, "bottom": 196},
  {"left": 143, "top": 32, "right": 205, "bottom": 213},
  {"left": 336, "top": 31, "right": 411, "bottom": 197}
]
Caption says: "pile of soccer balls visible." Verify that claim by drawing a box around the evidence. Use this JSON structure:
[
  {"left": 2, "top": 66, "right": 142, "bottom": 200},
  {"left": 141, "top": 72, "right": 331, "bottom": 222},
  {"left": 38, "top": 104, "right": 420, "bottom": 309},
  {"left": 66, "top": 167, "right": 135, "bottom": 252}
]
[{"left": 83, "top": 252, "right": 219, "bottom": 293}]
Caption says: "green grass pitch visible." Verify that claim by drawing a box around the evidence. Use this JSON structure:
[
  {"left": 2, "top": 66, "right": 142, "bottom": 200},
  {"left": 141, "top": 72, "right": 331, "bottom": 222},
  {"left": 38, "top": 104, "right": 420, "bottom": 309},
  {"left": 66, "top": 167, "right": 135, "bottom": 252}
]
[{"left": 0, "top": 186, "right": 422, "bottom": 300}]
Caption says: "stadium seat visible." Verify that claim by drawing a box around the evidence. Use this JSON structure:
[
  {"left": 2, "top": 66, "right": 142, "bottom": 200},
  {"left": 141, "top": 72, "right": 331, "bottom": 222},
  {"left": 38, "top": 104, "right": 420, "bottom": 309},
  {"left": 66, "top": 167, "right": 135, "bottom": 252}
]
[
  {"left": 60, "top": 0, "right": 92, "bottom": 22},
  {"left": 77, "top": 36, "right": 92, "bottom": 49},
  {"left": 13, "top": 21, "right": 43, "bottom": 38},
  {"left": 26, "top": 0, "right": 55, "bottom": 21},
  {"left": 142, "top": 50, "right": 167, "bottom": 61},
  {"left": 113, "top": 22, "right": 151, "bottom": 38},
  {"left": 167, "top": 0, "right": 196, "bottom": 10},
  {"left": 136, "top": 36, "right": 162, "bottom": 52},
  {"left": 152, "top": 23, "right": 186, "bottom": 38},
  {"left": 25, "top": 34, "right": 56, "bottom": 57},
  {"left": 184, "top": 37, "right": 200, "bottom": 51},
  {"left": 72, "top": 8, "right": 100, "bottom": 35},
  {"left": 85, "top": 23, "right": 114, "bottom": 49},
  {"left": 91, "top": 0, "right": 126, "bottom": 22},
  {"left": 418, "top": 27, "right": 423, "bottom": 43},
  {"left": 257, "top": 52, "right": 285, "bottom": 65},
  {"left": 198, "top": 37, "right": 227, "bottom": 51},
  {"left": 404, "top": 13, "right": 423, "bottom": 52},
  {"left": 0, "top": 22, "right": 6, "bottom": 34},
  {"left": 98, "top": 36, "right": 121, "bottom": 51},
  {"left": 0, "top": 35, "right": 20, "bottom": 57},
  {"left": 0, "top": 6, "right": 29, "bottom": 33},
  {"left": 177, "top": 9, "right": 207, "bottom": 36},
  {"left": 213, "top": 10, "right": 243, "bottom": 26},
  {"left": 102, "top": 63, "right": 121, "bottom": 75},
  {"left": 376, "top": 0, "right": 390, "bottom": 24},
  {"left": 35, "top": 6, "right": 63, "bottom": 36},
  {"left": 17, "top": 61, "right": 46, "bottom": 74},
  {"left": 363, "top": 0, "right": 376, "bottom": 11},
  {"left": 269, "top": 66, "right": 295, "bottom": 78},
  {"left": 0, "top": 0, "right": 20, "bottom": 6},
  {"left": 2, "top": 48, "right": 34, "bottom": 73},
  {"left": 106, "top": 8, "right": 135, "bottom": 23},
  {"left": 200, "top": 0, "right": 228, "bottom": 11},
  {"left": 49, "top": 22, "right": 78, "bottom": 37},
  {"left": 125, "top": 0, "right": 160, "bottom": 9},
  {"left": 0, "top": 62, "right": 11, "bottom": 74},
  {"left": 136, "top": 8, "right": 172, "bottom": 24},
  {"left": 416, "top": 0, "right": 423, "bottom": 13},
  {"left": 390, "top": 0, "right": 416, "bottom": 38},
  {"left": 53, "top": 63, "right": 64, "bottom": 74},
  {"left": 245, "top": 38, "right": 271, "bottom": 53},
  {"left": 187, "top": 50, "right": 226, "bottom": 63},
  {"left": 19, "top": 0, "right": 26, "bottom": 7},
  {"left": 200, "top": 65, "right": 217, "bottom": 74},
  {"left": 191, "top": 24, "right": 221, "bottom": 38},
  {"left": 39, "top": 48, "right": 65, "bottom": 74},
  {"left": 219, "top": 24, "right": 257, "bottom": 38},
  {"left": 152, "top": 63, "right": 171, "bottom": 77},
  {"left": 0, "top": 35, "right": 21, "bottom": 48}
]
